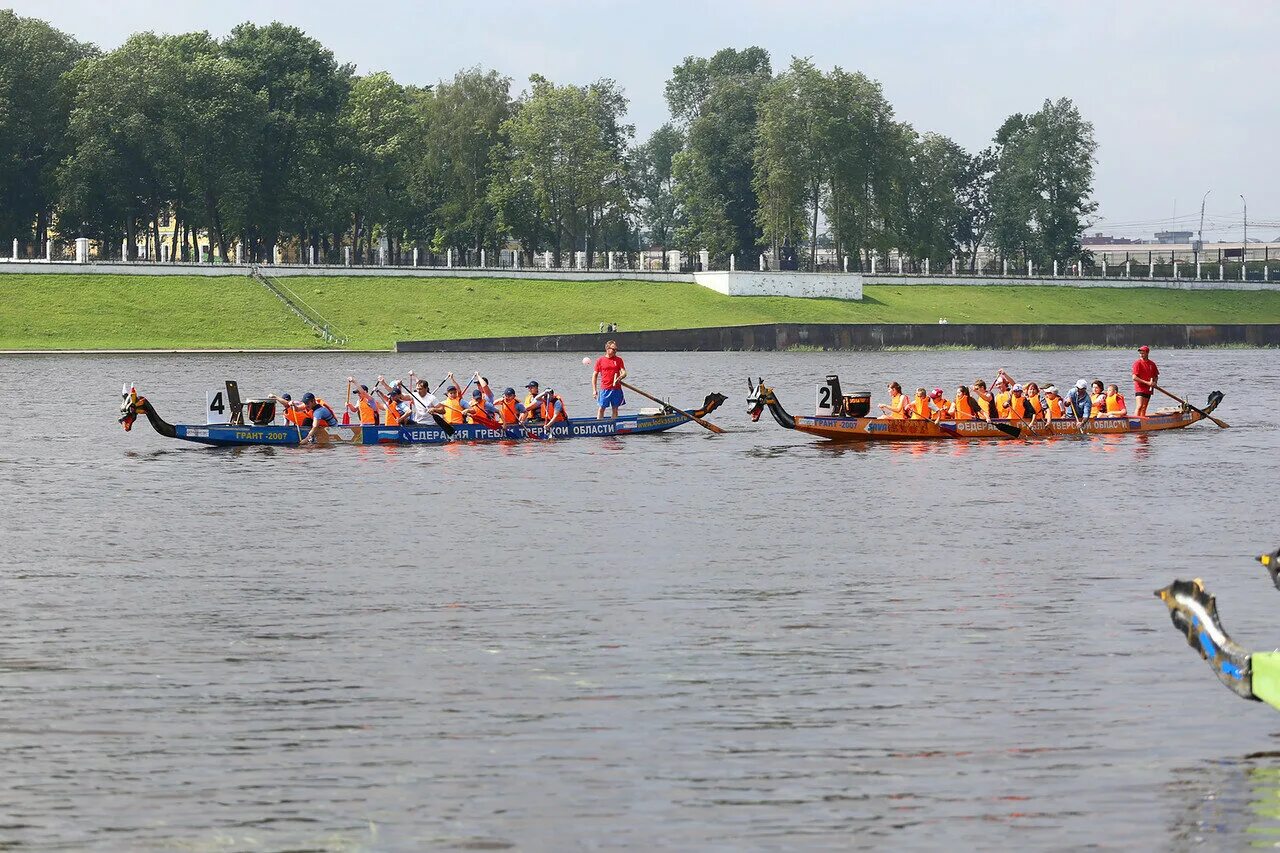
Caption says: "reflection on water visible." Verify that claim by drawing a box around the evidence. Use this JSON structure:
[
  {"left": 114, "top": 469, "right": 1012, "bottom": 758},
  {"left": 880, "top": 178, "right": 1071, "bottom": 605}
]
[{"left": 0, "top": 349, "right": 1276, "bottom": 849}]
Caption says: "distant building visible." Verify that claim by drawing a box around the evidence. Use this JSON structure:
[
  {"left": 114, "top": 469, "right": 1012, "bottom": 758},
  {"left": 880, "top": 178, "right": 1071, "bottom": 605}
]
[
  {"left": 1155, "top": 230, "right": 1194, "bottom": 244},
  {"left": 1082, "top": 232, "right": 1136, "bottom": 245}
]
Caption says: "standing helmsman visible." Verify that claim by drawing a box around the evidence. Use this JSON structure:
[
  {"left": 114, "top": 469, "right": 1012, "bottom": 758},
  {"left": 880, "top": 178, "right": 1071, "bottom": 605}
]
[
  {"left": 593, "top": 339, "right": 627, "bottom": 419},
  {"left": 1132, "top": 345, "right": 1159, "bottom": 418}
]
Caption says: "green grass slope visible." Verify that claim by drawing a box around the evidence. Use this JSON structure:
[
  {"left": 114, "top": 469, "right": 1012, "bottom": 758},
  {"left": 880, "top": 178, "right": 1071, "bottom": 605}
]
[{"left": 5, "top": 272, "right": 1280, "bottom": 350}]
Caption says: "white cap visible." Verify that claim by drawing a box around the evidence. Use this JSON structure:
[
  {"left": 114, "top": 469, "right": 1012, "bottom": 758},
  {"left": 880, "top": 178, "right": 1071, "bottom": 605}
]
[
  {"left": 1045, "top": 385, "right": 1057, "bottom": 394},
  {"left": 1076, "top": 379, "right": 1087, "bottom": 390},
  {"left": 1011, "top": 384, "right": 1023, "bottom": 392}
]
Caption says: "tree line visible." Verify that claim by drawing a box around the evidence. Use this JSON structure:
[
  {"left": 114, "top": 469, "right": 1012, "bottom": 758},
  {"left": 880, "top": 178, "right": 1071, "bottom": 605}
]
[{"left": 0, "top": 13, "right": 1097, "bottom": 268}]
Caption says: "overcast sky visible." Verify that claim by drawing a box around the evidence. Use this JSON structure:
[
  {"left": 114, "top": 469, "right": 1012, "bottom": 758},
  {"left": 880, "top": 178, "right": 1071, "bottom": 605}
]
[{"left": 11, "top": 0, "right": 1277, "bottom": 242}]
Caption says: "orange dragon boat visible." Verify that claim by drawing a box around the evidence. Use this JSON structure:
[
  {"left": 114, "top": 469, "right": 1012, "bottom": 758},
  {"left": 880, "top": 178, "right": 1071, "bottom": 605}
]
[{"left": 746, "top": 375, "right": 1225, "bottom": 441}]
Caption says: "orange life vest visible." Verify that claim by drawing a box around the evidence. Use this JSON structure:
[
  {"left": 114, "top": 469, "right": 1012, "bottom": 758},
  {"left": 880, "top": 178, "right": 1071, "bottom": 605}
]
[
  {"left": 495, "top": 397, "right": 521, "bottom": 425},
  {"left": 539, "top": 394, "right": 567, "bottom": 423},
  {"left": 994, "top": 391, "right": 1012, "bottom": 418},
  {"left": 1028, "top": 394, "right": 1044, "bottom": 416},
  {"left": 283, "top": 404, "right": 307, "bottom": 427},
  {"left": 931, "top": 397, "right": 952, "bottom": 421},
  {"left": 976, "top": 393, "right": 993, "bottom": 419},
  {"left": 954, "top": 396, "right": 978, "bottom": 420},
  {"left": 1046, "top": 396, "right": 1065, "bottom": 419},
  {"left": 384, "top": 400, "right": 402, "bottom": 426},
  {"left": 467, "top": 400, "right": 500, "bottom": 428},
  {"left": 1091, "top": 393, "right": 1106, "bottom": 416},
  {"left": 357, "top": 397, "right": 379, "bottom": 424},
  {"left": 1007, "top": 395, "right": 1035, "bottom": 420},
  {"left": 1105, "top": 392, "right": 1127, "bottom": 416},
  {"left": 885, "top": 393, "right": 907, "bottom": 419},
  {"left": 910, "top": 397, "right": 931, "bottom": 419},
  {"left": 523, "top": 392, "right": 539, "bottom": 408},
  {"left": 441, "top": 397, "right": 466, "bottom": 425}
]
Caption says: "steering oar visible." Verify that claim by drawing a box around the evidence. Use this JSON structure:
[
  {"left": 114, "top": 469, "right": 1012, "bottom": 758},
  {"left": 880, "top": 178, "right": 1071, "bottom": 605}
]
[
  {"left": 619, "top": 381, "right": 725, "bottom": 434},
  {"left": 1146, "top": 380, "right": 1229, "bottom": 428}
]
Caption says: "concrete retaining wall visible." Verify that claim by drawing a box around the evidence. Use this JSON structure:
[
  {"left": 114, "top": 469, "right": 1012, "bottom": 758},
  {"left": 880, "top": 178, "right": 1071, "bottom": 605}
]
[
  {"left": 864, "top": 273, "right": 1280, "bottom": 291},
  {"left": 397, "top": 323, "right": 1280, "bottom": 353},
  {"left": 696, "top": 271, "right": 862, "bottom": 299}
]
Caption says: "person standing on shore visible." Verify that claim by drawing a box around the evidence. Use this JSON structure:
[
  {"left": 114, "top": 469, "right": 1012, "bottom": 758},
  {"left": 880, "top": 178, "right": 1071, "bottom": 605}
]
[
  {"left": 593, "top": 340, "right": 627, "bottom": 419},
  {"left": 1131, "top": 345, "right": 1159, "bottom": 417}
]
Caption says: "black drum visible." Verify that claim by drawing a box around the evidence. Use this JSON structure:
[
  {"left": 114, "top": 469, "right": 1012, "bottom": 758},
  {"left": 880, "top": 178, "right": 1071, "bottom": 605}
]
[
  {"left": 843, "top": 392, "right": 871, "bottom": 418},
  {"left": 246, "top": 399, "right": 276, "bottom": 426}
]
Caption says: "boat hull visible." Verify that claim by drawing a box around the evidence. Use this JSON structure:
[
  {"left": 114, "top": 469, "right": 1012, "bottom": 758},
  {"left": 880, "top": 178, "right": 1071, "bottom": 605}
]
[
  {"left": 170, "top": 412, "right": 697, "bottom": 447},
  {"left": 790, "top": 409, "right": 1208, "bottom": 441}
]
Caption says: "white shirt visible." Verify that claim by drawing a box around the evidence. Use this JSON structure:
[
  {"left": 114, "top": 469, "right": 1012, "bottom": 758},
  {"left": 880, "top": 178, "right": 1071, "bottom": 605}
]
[{"left": 411, "top": 392, "right": 438, "bottom": 422}]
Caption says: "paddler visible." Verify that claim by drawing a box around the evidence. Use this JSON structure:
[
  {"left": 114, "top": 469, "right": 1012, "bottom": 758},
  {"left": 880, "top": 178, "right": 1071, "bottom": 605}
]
[
  {"left": 523, "top": 380, "right": 541, "bottom": 409},
  {"left": 274, "top": 393, "right": 309, "bottom": 428},
  {"left": 1089, "top": 380, "right": 1107, "bottom": 417},
  {"left": 1100, "top": 383, "right": 1128, "bottom": 418},
  {"left": 405, "top": 373, "right": 443, "bottom": 425},
  {"left": 1043, "top": 385, "right": 1067, "bottom": 419},
  {"left": 465, "top": 387, "right": 501, "bottom": 428},
  {"left": 971, "top": 378, "right": 996, "bottom": 420},
  {"left": 530, "top": 388, "right": 568, "bottom": 425},
  {"left": 346, "top": 379, "right": 382, "bottom": 425},
  {"left": 380, "top": 384, "right": 410, "bottom": 426},
  {"left": 439, "top": 380, "right": 467, "bottom": 425},
  {"left": 1024, "top": 382, "right": 1046, "bottom": 421},
  {"left": 929, "top": 388, "right": 952, "bottom": 422},
  {"left": 1131, "top": 345, "right": 1159, "bottom": 417},
  {"left": 878, "top": 382, "right": 908, "bottom": 419},
  {"left": 1065, "top": 379, "right": 1093, "bottom": 420},
  {"left": 299, "top": 392, "right": 337, "bottom": 444},
  {"left": 953, "top": 385, "right": 983, "bottom": 421},
  {"left": 908, "top": 387, "right": 932, "bottom": 420},
  {"left": 593, "top": 339, "right": 627, "bottom": 419},
  {"left": 495, "top": 387, "right": 526, "bottom": 425},
  {"left": 992, "top": 370, "right": 1015, "bottom": 418},
  {"left": 1006, "top": 384, "right": 1037, "bottom": 423}
]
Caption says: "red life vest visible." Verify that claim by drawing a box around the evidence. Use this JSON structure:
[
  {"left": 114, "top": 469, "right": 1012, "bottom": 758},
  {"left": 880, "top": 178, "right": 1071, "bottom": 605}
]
[{"left": 495, "top": 397, "right": 521, "bottom": 425}]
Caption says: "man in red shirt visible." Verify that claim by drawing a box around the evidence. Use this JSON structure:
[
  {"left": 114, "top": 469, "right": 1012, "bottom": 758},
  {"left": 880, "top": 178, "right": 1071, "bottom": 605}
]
[
  {"left": 593, "top": 339, "right": 627, "bottom": 418},
  {"left": 1131, "top": 345, "right": 1159, "bottom": 417}
]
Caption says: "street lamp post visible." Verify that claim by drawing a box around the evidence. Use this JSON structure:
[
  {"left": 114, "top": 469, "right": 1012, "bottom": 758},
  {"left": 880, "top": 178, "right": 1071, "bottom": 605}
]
[
  {"left": 1241, "top": 194, "right": 1247, "bottom": 255},
  {"left": 1197, "top": 189, "right": 1211, "bottom": 264}
]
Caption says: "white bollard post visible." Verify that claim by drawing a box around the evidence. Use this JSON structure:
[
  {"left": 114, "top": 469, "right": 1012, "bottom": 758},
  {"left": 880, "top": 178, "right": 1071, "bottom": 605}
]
[
  {"left": 1002, "top": 259, "right": 1008, "bottom": 276},
  {"left": 45, "top": 240, "right": 52, "bottom": 261},
  {"left": 951, "top": 258, "right": 957, "bottom": 275},
  {"left": 1242, "top": 263, "right": 1247, "bottom": 282},
  {"left": 1027, "top": 259, "right": 1032, "bottom": 277},
  {"left": 121, "top": 238, "right": 128, "bottom": 261},
  {"left": 344, "top": 246, "right": 351, "bottom": 267},
  {"left": 1149, "top": 259, "right": 1155, "bottom": 278},
  {"left": 1125, "top": 260, "right": 1131, "bottom": 278},
  {"left": 447, "top": 248, "right": 453, "bottom": 268},
  {"left": 897, "top": 255, "right": 904, "bottom": 275},
  {"left": 1174, "top": 261, "right": 1179, "bottom": 279},
  {"left": 413, "top": 247, "right": 419, "bottom": 267},
  {"left": 480, "top": 248, "right": 485, "bottom": 268},
  {"left": 607, "top": 251, "right": 613, "bottom": 270},
  {"left": 1196, "top": 260, "right": 1201, "bottom": 279},
  {"left": 699, "top": 248, "right": 710, "bottom": 271},
  {"left": 234, "top": 242, "right": 242, "bottom": 265},
  {"left": 730, "top": 254, "right": 736, "bottom": 272},
  {"left": 843, "top": 255, "right": 848, "bottom": 273},
  {"left": 311, "top": 246, "right": 317, "bottom": 265},
  {"left": 924, "top": 258, "right": 930, "bottom": 276},
  {"left": 759, "top": 253, "right": 765, "bottom": 271},
  {"left": 1220, "top": 262, "right": 1225, "bottom": 281},
  {"left": 1053, "top": 260, "right": 1058, "bottom": 277}
]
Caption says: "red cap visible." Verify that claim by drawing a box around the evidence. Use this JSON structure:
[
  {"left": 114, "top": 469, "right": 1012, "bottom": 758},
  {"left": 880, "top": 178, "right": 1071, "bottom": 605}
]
[
  {"left": 1138, "top": 345, "right": 1150, "bottom": 352},
  {"left": 930, "top": 387, "right": 944, "bottom": 399}
]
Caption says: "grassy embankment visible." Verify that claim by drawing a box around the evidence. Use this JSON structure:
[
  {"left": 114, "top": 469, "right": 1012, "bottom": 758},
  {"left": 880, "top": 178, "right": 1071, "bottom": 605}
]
[{"left": 5, "top": 273, "right": 1280, "bottom": 350}]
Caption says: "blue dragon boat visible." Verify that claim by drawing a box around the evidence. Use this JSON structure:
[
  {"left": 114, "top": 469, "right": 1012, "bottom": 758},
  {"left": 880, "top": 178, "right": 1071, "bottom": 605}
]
[{"left": 119, "top": 383, "right": 726, "bottom": 447}]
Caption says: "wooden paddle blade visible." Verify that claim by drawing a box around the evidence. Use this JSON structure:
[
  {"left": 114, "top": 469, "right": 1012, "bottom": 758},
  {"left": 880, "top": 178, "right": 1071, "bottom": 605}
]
[{"left": 991, "top": 421, "right": 1021, "bottom": 438}]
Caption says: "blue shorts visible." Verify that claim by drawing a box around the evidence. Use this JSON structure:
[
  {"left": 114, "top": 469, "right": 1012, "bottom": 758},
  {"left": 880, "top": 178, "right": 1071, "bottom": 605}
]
[{"left": 597, "top": 387, "right": 625, "bottom": 409}]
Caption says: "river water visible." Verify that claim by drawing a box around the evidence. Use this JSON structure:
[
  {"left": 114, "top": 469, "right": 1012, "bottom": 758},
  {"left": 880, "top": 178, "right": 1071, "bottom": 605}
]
[{"left": 2, "top": 349, "right": 1278, "bottom": 850}]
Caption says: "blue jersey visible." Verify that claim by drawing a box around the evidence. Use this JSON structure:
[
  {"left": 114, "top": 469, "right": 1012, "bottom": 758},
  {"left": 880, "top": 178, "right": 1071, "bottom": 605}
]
[
  {"left": 313, "top": 405, "right": 338, "bottom": 427},
  {"left": 1065, "top": 389, "right": 1091, "bottom": 419}
]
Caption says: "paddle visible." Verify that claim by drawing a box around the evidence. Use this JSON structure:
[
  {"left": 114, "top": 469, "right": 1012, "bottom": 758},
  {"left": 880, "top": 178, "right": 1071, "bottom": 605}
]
[
  {"left": 404, "top": 371, "right": 456, "bottom": 436},
  {"left": 904, "top": 407, "right": 959, "bottom": 438},
  {"left": 1146, "top": 381, "right": 1229, "bottom": 428},
  {"left": 1066, "top": 395, "right": 1088, "bottom": 436},
  {"left": 342, "top": 379, "right": 352, "bottom": 425},
  {"left": 619, "top": 381, "right": 725, "bottom": 434}
]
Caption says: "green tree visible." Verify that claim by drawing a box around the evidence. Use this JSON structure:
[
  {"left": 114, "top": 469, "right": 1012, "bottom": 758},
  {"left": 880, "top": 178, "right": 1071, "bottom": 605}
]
[
  {"left": 990, "top": 98, "right": 1097, "bottom": 265},
  {"left": 341, "top": 71, "right": 417, "bottom": 264},
  {"left": 222, "top": 22, "right": 351, "bottom": 262},
  {"left": 494, "top": 75, "right": 629, "bottom": 266},
  {"left": 902, "top": 132, "right": 969, "bottom": 266},
  {"left": 0, "top": 12, "right": 92, "bottom": 252},
  {"left": 417, "top": 68, "right": 513, "bottom": 260},
  {"left": 59, "top": 33, "right": 187, "bottom": 259},
  {"left": 633, "top": 123, "right": 683, "bottom": 260},
  {"left": 958, "top": 145, "right": 995, "bottom": 270},
  {"left": 666, "top": 47, "right": 771, "bottom": 260},
  {"left": 754, "top": 58, "right": 825, "bottom": 266}
]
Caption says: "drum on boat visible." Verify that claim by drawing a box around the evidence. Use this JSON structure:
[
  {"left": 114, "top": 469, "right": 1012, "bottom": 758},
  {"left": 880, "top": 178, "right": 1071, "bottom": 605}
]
[{"left": 245, "top": 399, "right": 276, "bottom": 426}]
